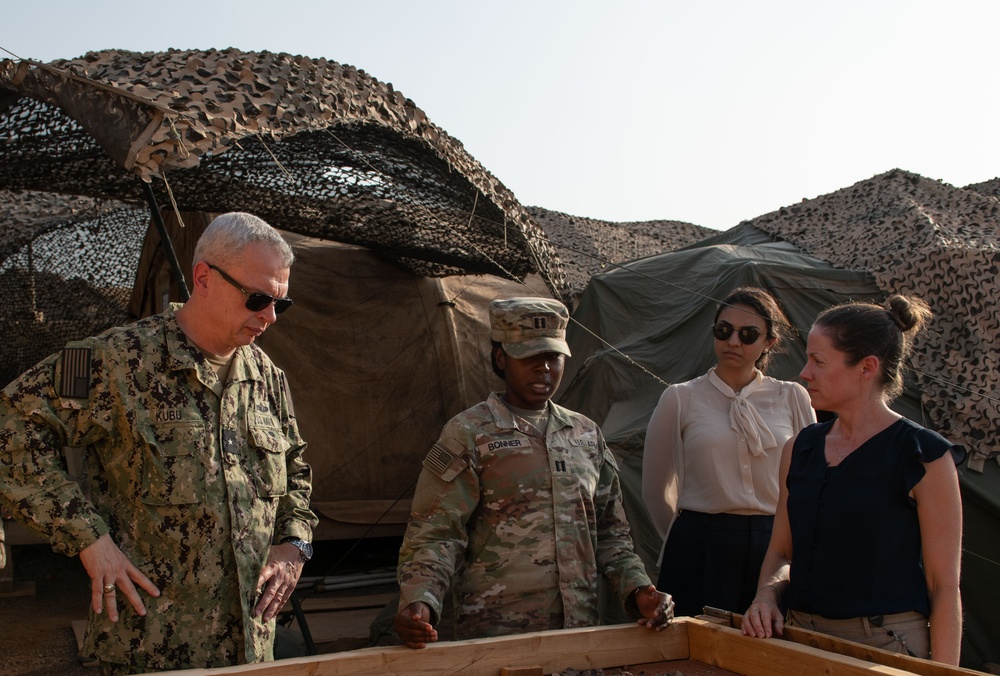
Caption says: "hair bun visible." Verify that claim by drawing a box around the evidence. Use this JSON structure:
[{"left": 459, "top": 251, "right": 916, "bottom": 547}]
[{"left": 885, "top": 294, "right": 931, "bottom": 333}]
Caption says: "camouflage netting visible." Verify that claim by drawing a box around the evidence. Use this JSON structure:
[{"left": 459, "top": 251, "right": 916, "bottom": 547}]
[
  {"left": 966, "top": 177, "right": 1000, "bottom": 200},
  {"left": 0, "top": 191, "right": 149, "bottom": 386},
  {"left": 747, "top": 168, "right": 1000, "bottom": 465},
  {"left": 0, "top": 48, "right": 570, "bottom": 384},
  {"left": 527, "top": 206, "right": 714, "bottom": 305}
]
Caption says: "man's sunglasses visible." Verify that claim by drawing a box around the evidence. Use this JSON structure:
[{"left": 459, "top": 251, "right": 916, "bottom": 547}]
[
  {"left": 711, "top": 321, "right": 763, "bottom": 345},
  {"left": 208, "top": 264, "right": 293, "bottom": 314}
]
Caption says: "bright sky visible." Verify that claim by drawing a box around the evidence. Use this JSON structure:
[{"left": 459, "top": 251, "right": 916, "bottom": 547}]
[{"left": 5, "top": 1, "right": 999, "bottom": 230}]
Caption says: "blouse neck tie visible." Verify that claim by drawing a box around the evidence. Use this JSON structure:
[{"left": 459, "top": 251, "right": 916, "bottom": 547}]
[{"left": 709, "top": 368, "right": 777, "bottom": 457}]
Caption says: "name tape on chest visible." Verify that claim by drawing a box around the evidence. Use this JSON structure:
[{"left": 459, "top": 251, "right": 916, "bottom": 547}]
[
  {"left": 480, "top": 438, "right": 528, "bottom": 454},
  {"left": 252, "top": 413, "right": 277, "bottom": 428},
  {"left": 151, "top": 408, "right": 188, "bottom": 424}
]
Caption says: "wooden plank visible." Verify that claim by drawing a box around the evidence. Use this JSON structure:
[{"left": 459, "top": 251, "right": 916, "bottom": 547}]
[
  {"left": 310, "top": 500, "right": 413, "bottom": 539},
  {"left": 706, "top": 609, "right": 979, "bottom": 675},
  {"left": 0, "top": 579, "right": 34, "bottom": 597},
  {"left": 2, "top": 519, "right": 46, "bottom": 545},
  {"left": 312, "top": 518, "right": 406, "bottom": 541},
  {"left": 155, "top": 622, "right": 691, "bottom": 675},
  {"left": 147, "top": 618, "right": 977, "bottom": 676},
  {"left": 71, "top": 619, "right": 87, "bottom": 649},
  {"left": 282, "top": 592, "right": 396, "bottom": 614},
  {"left": 0, "top": 539, "right": 35, "bottom": 598},
  {"left": 295, "top": 607, "right": 383, "bottom": 644},
  {"left": 686, "top": 618, "right": 964, "bottom": 676},
  {"left": 778, "top": 625, "right": 982, "bottom": 676},
  {"left": 311, "top": 500, "right": 412, "bottom": 525}
]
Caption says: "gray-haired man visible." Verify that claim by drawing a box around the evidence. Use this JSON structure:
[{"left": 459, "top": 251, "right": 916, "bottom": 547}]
[{"left": 0, "top": 212, "right": 317, "bottom": 674}]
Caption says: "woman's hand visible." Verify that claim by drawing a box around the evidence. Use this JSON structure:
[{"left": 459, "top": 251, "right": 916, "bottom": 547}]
[
  {"left": 394, "top": 601, "right": 438, "bottom": 649},
  {"left": 742, "top": 584, "right": 783, "bottom": 638}
]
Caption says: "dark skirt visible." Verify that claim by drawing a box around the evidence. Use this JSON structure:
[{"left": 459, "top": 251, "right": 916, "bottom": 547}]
[{"left": 656, "top": 510, "right": 774, "bottom": 618}]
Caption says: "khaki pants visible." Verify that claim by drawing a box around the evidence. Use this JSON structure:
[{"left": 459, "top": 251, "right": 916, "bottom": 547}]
[{"left": 787, "top": 609, "right": 930, "bottom": 659}]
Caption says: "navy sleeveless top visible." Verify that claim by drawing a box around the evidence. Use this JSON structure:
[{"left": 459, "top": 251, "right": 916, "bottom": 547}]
[{"left": 785, "top": 418, "right": 959, "bottom": 619}]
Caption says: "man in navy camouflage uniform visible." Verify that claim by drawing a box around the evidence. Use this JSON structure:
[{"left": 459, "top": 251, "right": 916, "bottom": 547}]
[
  {"left": 0, "top": 212, "right": 317, "bottom": 674},
  {"left": 395, "top": 297, "right": 674, "bottom": 648}
]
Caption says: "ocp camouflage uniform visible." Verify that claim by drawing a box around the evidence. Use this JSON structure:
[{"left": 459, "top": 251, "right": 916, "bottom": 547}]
[
  {"left": 0, "top": 306, "right": 317, "bottom": 671},
  {"left": 397, "top": 392, "right": 651, "bottom": 639}
]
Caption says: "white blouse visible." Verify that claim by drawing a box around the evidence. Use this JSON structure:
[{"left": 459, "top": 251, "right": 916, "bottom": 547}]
[{"left": 641, "top": 368, "right": 815, "bottom": 542}]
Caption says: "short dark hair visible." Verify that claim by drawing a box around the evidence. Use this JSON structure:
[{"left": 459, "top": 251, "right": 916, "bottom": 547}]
[
  {"left": 814, "top": 294, "right": 932, "bottom": 402},
  {"left": 713, "top": 286, "right": 792, "bottom": 372}
]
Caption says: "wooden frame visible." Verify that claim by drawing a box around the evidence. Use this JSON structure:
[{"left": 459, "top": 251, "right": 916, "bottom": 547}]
[{"left": 156, "top": 618, "right": 979, "bottom": 676}]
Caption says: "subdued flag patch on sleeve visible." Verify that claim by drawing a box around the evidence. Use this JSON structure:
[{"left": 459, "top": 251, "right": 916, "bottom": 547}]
[
  {"left": 423, "top": 444, "right": 468, "bottom": 482},
  {"left": 58, "top": 347, "right": 92, "bottom": 399}
]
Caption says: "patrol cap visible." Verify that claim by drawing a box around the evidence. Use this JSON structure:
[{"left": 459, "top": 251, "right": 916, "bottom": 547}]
[{"left": 489, "top": 297, "right": 572, "bottom": 359}]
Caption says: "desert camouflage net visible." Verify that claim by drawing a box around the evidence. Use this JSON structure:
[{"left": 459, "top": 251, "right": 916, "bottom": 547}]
[
  {"left": 527, "top": 206, "right": 714, "bottom": 304},
  {"left": 0, "top": 48, "right": 568, "bottom": 384},
  {"left": 0, "top": 191, "right": 148, "bottom": 386},
  {"left": 748, "top": 169, "right": 1000, "bottom": 465}
]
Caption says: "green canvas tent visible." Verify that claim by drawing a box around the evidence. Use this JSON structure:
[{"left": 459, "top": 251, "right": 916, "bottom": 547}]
[{"left": 555, "top": 224, "right": 999, "bottom": 671}]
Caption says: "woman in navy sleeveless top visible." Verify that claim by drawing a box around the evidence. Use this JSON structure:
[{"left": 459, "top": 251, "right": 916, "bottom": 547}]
[{"left": 741, "top": 295, "right": 963, "bottom": 665}]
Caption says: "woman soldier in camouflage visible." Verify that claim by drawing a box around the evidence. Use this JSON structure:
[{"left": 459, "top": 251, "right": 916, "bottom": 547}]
[{"left": 394, "top": 297, "right": 673, "bottom": 648}]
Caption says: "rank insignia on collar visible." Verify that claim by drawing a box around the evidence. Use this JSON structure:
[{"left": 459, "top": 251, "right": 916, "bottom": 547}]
[{"left": 223, "top": 429, "right": 239, "bottom": 455}]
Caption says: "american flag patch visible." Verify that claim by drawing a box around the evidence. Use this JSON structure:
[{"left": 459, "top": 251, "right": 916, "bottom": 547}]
[
  {"left": 423, "top": 444, "right": 458, "bottom": 476},
  {"left": 59, "top": 347, "right": 92, "bottom": 399}
]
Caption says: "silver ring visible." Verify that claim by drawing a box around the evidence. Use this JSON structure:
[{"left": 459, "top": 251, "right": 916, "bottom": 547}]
[
  {"left": 103, "top": 583, "right": 116, "bottom": 594},
  {"left": 751, "top": 608, "right": 759, "bottom": 614}
]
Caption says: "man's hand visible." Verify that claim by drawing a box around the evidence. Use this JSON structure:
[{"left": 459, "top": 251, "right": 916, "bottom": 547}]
[
  {"left": 79, "top": 533, "right": 161, "bottom": 622},
  {"left": 394, "top": 601, "right": 438, "bottom": 649},
  {"left": 254, "top": 542, "right": 305, "bottom": 622}
]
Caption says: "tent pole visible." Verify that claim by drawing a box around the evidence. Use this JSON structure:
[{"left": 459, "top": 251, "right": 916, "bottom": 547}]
[{"left": 141, "top": 181, "right": 190, "bottom": 301}]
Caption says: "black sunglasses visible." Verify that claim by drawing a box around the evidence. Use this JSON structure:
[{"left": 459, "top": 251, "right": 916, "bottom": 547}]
[
  {"left": 712, "top": 321, "right": 763, "bottom": 345},
  {"left": 208, "top": 264, "right": 293, "bottom": 314}
]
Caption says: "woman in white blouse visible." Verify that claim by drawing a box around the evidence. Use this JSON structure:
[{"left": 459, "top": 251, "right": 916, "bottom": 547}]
[{"left": 642, "top": 287, "right": 815, "bottom": 618}]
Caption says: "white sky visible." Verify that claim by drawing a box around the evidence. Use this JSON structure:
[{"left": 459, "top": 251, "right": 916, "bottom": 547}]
[{"left": 5, "top": 1, "right": 1000, "bottom": 230}]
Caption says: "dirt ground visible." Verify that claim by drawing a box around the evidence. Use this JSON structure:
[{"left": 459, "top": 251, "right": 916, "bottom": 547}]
[
  {"left": 1, "top": 543, "right": 93, "bottom": 676},
  {"left": 0, "top": 538, "right": 402, "bottom": 675}
]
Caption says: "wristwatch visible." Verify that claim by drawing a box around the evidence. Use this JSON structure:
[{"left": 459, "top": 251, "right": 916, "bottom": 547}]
[{"left": 281, "top": 537, "right": 313, "bottom": 562}]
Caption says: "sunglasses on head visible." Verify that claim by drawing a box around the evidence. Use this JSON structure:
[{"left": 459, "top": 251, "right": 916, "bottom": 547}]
[
  {"left": 208, "top": 264, "right": 293, "bottom": 314},
  {"left": 712, "top": 321, "right": 763, "bottom": 345}
]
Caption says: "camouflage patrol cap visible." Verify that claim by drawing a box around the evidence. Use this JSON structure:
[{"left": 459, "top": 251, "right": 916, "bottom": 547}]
[{"left": 489, "top": 297, "right": 571, "bottom": 359}]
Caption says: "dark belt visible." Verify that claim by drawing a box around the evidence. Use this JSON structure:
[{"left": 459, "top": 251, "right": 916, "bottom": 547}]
[{"left": 678, "top": 510, "right": 774, "bottom": 531}]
